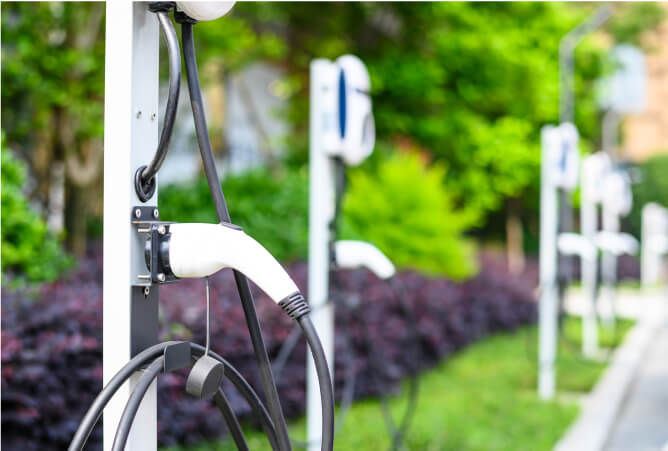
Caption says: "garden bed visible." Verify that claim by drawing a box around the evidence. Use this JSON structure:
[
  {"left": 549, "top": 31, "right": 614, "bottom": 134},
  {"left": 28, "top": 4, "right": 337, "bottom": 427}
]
[
  {"left": 2, "top": 248, "right": 538, "bottom": 449},
  {"left": 166, "top": 317, "right": 633, "bottom": 451}
]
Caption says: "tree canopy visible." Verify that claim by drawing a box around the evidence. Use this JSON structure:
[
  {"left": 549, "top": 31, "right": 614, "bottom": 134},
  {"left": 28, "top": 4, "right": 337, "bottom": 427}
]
[{"left": 196, "top": 2, "right": 663, "bottom": 225}]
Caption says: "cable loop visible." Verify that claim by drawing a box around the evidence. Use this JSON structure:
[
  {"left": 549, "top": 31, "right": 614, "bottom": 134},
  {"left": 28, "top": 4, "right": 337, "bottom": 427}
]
[{"left": 135, "top": 10, "right": 181, "bottom": 202}]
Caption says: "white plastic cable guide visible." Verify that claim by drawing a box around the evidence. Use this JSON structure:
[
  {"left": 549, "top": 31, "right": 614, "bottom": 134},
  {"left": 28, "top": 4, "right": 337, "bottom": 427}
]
[
  {"left": 579, "top": 151, "right": 612, "bottom": 359},
  {"left": 168, "top": 223, "right": 299, "bottom": 303},
  {"left": 334, "top": 240, "right": 396, "bottom": 280}
]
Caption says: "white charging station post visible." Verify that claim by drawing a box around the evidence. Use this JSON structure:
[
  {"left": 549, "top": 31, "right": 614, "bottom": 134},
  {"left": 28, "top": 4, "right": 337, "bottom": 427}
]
[
  {"left": 104, "top": 3, "right": 159, "bottom": 450},
  {"left": 307, "top": 59, "right": 338, "bottom": 451},
  {"left": 580, "top": 152, "right": 611, "bottom": 357},
  {"left": 597, "top": 44, "right": 646, "bottom": 325},
  {"left": 538, "top": 126, "right": 557, "bottom": 400},
  {"left": 307, "top": 55, "right": 374, "bottom": 451},
  {"left": 537, "top": 6, "right": 612, "bottom": 400},
  {"left": 539, "top": 124, "right": 578, "bottom": 400},
  {"left": 598, "top": 170, "right": 635, "bottom": 326}
]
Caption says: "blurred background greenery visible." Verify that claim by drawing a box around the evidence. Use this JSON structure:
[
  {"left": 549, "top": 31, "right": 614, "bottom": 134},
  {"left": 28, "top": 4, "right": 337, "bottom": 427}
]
[{"left": 1, "top": 1, "right": 665, "bottom": 282}]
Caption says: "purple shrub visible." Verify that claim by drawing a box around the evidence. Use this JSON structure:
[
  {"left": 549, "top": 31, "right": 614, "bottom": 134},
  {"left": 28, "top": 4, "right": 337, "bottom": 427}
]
[{"left": 2, "top": 246, "right": 536, "bottom": 449}]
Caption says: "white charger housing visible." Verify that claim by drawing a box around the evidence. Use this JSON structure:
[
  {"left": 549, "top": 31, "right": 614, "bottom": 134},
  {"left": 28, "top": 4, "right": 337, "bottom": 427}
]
[
  {"left": 176, "top": 2, "right": 235, "bottom": 21},
  {"left": 545, "top": 122, "right": 580, "bottom": 191},
  {"left": 582, "top": 151, "right": 612, "bottom": 204},
  {"left": 321, "top": 55, "right": 375, "bottom": 166},
  {"left": 602, "top": 170, "right": 633, "bottom": 216}
]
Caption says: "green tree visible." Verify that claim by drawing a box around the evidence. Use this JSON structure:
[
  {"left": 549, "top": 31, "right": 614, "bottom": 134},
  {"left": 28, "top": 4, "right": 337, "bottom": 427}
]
[
  {"left": 1, "top": 134, "right": 72, "bottom": 284},
  {"left": 208, "top": 2, "right": 662, "bottom": 228},
  {"left": 342, "top": 150, "right": 475, "bottom": 278},
  {"left": 2, "top": 2, "right": 105, "bottom": 254}
]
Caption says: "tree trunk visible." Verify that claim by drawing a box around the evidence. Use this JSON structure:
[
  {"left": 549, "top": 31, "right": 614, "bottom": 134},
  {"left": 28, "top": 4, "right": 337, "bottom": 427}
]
[
  {"left": 506, "top": 198, "right": 525, "bottom": 275},
  {"left": 65, "top": 182, "right": 87, "bottom": 256}
]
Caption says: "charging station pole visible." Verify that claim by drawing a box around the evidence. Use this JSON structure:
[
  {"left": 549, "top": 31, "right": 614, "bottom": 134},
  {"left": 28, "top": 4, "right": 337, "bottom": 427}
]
[
  {"left": 580, "top": 154, "right": 608, "bottom": 357},
  {"left": 556, "top": 3, "right": 612, "bottom": 311},
  {"left": 103, "top": 2, "right": 159, "bottom": 449},
  {"left": 539, "top": 127, "right": 559, "bottom": 400},
  {"left": 307, "top": 59, "right": 337, "bottom": 451},
  {"left": 537, "top": 5, "right": 612, "bottom": 401}
]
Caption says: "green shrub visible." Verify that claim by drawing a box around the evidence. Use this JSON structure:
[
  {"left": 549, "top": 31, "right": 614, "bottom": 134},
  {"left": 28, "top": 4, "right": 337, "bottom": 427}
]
[
  {"left": 341, "top": 152, "right": 476, "bottom": 279},
  {"left": 1, "top": 137, "right": 72, "bottom": 284},
  {"left": 159, "top": 168, "right": 309, "bottom": 263},
  {"left": 160, "top": 154, "right": 475, "bottom": 279},
  {"left": 629, "top": 154, "right": 668, "bottom": 238}
]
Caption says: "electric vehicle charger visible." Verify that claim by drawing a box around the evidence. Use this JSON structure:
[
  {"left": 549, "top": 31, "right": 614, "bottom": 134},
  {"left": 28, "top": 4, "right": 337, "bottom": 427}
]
[{"left": 72, "top": 4, "right": 334, "bottom": 450}]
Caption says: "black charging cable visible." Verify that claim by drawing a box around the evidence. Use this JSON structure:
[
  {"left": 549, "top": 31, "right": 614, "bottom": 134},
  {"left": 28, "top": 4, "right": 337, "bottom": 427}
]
[
  {"left": 136, "top": 5, "right": 181, "bottom": 202},
  {"left": 68, "top": 341, "right": 278, "bottom": 451},
  {"left": 272, "top": 271, "right": 421, "bottom": 450},
  {"left": 271, "top": 286, "right": 358, "bottom": 448},
  {"left": 179, "top": 18, "right": 292, "bottom": 451},
  {"left": 112, "top": 356, "right": 166, "bottom": 451},
  {"left": 180, "top": 18, "right": 334, "bottom": 451}
]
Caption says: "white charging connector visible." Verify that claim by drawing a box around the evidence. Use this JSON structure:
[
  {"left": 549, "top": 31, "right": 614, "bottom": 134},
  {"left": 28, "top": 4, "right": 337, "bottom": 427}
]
[
  {"left": 168, "top": 223, "right": 299, "bottom": 304},
  {"left": 557, "top": 233, "right": 597, "bottom": 262},
  {"left": 595, "top": 231, "right": 639, "bottom": 256},
  {"left": 333, "top": 240, "right": 395, "bottom": 280}
]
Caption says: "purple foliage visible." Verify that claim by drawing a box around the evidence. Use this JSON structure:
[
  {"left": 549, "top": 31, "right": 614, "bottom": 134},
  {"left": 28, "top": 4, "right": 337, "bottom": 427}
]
[{"left": 2, "top": 246, "right": 536, "bottom": 449}]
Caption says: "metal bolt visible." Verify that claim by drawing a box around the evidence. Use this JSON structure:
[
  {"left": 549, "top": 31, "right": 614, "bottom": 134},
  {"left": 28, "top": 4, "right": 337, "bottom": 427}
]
[
  {"left": 138, "top": 274, "right": 151, "bottom": 280},
  {"left": 153, "top": 208, "right": 159, "bottom": 219},
  {"left": 151, "top": 112, "right": 157, "bottom": 121},
  {"left": 158, "top": 225, "right": 166, "bottom": 235},
  {"left": 136, "top": 110, "right": 142, "bottom": 118},
  {"left": 134, "top": 208, "right": 142, "bottom": 218},
  {"left": 157, "top": 273, "right": 166, "bottom": 282},
  {"left": 137, "top": 227, "right": 150, "bottom": 233},
  {"left": 144, "top": 286, "right": 150, "bottom": 296}
]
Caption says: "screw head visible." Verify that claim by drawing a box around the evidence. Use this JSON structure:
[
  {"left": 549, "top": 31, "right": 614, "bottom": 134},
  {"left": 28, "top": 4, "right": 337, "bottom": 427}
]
[
  {"left": 153, "top": 208, "right": 159, "bottom": 219},
  {"left": 157, "top": 273, "right": 166, "bottom": 282},
  {"left": 144, "top": 286, "right": 150, "bottom": 296},
  {"left": 134, "top": 208, "right": 142, "bottom": 218},
  {"left": 151, "top": 112, "right": 157, "bottom": 121},
  {"left": 158, "top": 225, "right": 166, "bottom": 235}
]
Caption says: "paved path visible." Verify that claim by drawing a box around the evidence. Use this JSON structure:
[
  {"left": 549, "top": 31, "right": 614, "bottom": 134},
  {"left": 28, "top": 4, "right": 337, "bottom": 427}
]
[
  {"left": 556, "top": 288, "right": 668, "bottom": 451},
  {"left": 604, "top": 318, "right": 668, "bottom": 451}
]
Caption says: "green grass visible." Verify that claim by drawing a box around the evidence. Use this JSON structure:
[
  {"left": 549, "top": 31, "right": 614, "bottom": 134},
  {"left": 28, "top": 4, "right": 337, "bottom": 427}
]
[{"left": 165, "top": 317, "right": 633, "bottom": 451}]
